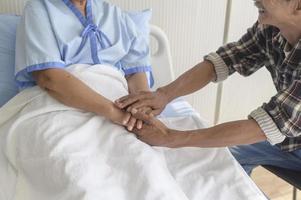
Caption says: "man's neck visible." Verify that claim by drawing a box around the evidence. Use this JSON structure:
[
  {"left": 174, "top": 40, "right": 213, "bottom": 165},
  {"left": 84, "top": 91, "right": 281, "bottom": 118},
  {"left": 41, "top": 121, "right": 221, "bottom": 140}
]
[{"left": 278, "top": 17, "right": 301, "bottom": 47}]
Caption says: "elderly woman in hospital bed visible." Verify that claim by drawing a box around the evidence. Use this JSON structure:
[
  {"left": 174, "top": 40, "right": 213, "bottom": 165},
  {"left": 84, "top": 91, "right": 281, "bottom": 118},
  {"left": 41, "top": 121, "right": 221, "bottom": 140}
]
[
  {"left": 4, "top": 0, "right": 180, "bottom": 198},
  {"left": 15, "top": 0, "right": 152, "bottom": 131},
  {"left": 0, "top": 0, "right": 268, "bottom": 199}
]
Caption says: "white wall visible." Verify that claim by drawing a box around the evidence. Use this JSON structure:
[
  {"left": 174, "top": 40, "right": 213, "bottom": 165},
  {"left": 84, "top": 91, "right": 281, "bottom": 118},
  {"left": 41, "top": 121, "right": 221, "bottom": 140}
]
[
  {"left": 0, "top": 0, "right": 26, "bottom": 14},
  {"left": 218, "top": 0, "right": 276, "bottom": 123}
]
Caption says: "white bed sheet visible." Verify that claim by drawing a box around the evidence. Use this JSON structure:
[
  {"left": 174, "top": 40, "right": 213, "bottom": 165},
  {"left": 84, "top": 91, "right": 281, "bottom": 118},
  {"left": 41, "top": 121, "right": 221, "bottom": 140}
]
[
  {"left": 160, "top": 98, "right": 267, "bottom": 199},
  {"left": 0, "top": 64, "right": 267, "bottom": 200}
]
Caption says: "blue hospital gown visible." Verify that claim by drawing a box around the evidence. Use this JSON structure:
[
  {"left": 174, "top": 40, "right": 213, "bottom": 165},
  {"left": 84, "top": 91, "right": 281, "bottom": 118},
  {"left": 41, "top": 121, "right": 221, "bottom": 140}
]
[{"left": 15, "top": 0, "right": 153, "bottom": 90}]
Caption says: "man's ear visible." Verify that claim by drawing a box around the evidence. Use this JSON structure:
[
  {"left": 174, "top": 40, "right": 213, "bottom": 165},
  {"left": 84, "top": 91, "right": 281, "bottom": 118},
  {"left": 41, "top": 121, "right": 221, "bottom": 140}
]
[
  {"left": 296, "top": 0, "right": 301, "bottom": 11},
  {"left": 295, "top": 8, "right": 301, "bottom": 17},
  {"left": 293, "top": 0, "right": 301, "bottom": 17}
]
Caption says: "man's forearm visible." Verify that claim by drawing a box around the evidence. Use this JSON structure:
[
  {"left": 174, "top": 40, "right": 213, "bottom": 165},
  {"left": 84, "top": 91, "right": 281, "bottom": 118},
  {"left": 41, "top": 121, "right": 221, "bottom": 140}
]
[
  {"left": 174, "top": 119, "right": 267, "bottom": 148},
  {"left": 159, "top": 60, "right": 216, "bottom": 102}
]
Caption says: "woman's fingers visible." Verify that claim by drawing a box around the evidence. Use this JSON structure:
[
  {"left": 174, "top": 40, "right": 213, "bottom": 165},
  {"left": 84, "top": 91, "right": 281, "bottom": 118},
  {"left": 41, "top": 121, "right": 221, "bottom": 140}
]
[
  {"left": 127, "top": 116, "right": 137, "bottom": 131},
  {"left": 115, "top": 94, "right": 139, "bottom": 109},
  {"left": 136, "top": 120, "right": 143, "bottom": 129},
  {"left": 122, "top": 112, "right": 132, "bottom": 125}
]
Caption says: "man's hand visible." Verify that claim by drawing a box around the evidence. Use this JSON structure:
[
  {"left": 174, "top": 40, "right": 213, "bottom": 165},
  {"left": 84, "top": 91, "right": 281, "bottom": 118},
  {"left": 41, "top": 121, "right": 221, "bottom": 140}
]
[
  {"left": 115, "top": 88, "right": 170, "bottom": 116},
  {"left": 131, "top": 112, "right": 183, "bottom": 148}
]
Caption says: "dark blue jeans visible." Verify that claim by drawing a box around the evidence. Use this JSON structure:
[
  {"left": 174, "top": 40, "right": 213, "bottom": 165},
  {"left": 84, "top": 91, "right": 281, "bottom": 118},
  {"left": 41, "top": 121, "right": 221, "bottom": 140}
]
[{"left": 230, "top": 141, "right": 301, "bottom": 175}]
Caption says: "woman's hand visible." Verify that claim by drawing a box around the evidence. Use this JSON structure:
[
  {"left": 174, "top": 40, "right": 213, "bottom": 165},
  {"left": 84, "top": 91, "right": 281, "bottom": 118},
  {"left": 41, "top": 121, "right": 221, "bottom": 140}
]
[
  {"left": 107, "top": 104, "right": 132, "bottom": 127},
  {"left": 127, "top": 106, "right": 153, "bottom": 130},
  {"left": 108, "top": 104, "right": 150, "bottom": 131},
  {"left": 115, "top": 88, "right": 170, "bottom": 116}
]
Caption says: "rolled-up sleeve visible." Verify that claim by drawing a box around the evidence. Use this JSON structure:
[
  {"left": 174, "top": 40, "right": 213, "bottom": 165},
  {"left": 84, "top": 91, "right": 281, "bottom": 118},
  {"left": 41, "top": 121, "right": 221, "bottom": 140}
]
[
  {"left": 249, "top": 80, "right": 301, "bottom": 145},
  {"left": 204, "top": 22, "right": 269, "bottom": 82},
  {"left": 119, "top": 11, "right": 153, "bottom": 86}
]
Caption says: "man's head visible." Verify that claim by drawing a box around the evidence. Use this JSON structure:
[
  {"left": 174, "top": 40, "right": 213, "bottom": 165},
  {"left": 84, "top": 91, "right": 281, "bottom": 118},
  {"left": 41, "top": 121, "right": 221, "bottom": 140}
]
[{"left": 254, "top": 0, "right": 301, "bottom": 27}]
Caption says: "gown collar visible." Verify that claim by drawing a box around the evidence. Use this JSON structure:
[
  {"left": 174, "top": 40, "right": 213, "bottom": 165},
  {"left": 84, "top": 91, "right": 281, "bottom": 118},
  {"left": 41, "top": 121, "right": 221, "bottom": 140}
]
[{"left": 62, "top": 0, "right": 93, "bottom": 26}]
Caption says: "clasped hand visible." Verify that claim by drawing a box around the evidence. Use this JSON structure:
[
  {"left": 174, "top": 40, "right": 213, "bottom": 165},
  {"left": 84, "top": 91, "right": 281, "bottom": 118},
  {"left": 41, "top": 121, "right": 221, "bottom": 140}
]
[
  {"left": 113, "top": 89, "right": 168, "bottom": 131},
  {"left": 108, "top": 90, "right": 180, "bottom": 147}
]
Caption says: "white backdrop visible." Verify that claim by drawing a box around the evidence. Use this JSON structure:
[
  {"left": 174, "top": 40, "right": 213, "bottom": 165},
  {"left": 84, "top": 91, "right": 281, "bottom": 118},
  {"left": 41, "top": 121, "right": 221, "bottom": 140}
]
[
  {"left": 0, "top": 0, "right": 276, "bottom": 125},
  {"left": 218, "top": 0, "right": 276, "bottom": 123}
]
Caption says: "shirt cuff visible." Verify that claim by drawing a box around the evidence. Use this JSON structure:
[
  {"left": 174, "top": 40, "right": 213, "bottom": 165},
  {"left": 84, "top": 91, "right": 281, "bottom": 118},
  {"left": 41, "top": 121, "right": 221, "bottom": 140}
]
[
  {"left": 204, "top": 52, "right": 229, "bottom": 82},
  {"left": 249, "top": 107, "right": 286, "bottom": 145}
]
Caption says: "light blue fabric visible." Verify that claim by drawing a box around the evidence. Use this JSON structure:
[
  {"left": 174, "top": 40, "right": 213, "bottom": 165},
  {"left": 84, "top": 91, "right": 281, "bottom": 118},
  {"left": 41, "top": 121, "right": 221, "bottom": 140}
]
[
  {"left": 15, "top": 0, "right": 153, "bottom": 90},
  {"left": 127, "top": 9, "right": 152, "bottom": 36},
  {"left": 230, "top": 141, "right": 301, "bottom": 175},
  {"left": 0, "top": 15, "right": 19, "bottom": 106},
  {"left": 126, "top": 9, "right": 154, "bottom": 86}
]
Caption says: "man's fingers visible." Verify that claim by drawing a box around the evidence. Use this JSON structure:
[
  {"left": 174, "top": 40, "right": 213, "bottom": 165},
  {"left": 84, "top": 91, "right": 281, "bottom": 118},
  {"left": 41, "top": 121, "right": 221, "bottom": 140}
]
[
  {"left": 116, "top": 94, "right": 133, "bottom": 103},
  {"left": 132, "top": 125, "right": 149, "bottom": 136},
  {"left": 128, "top": 100, "right": 154, "bottom": 114},
  {"left": 151, "top": 109, "right": 162, "bottom": 116},
  {"left": 115, "top": 93, "right": 143, "bottom": 104},
  {"left": 116, "top": 92, "right": 152, "bottom": 108},
  {"left": 141, "top": 107, "right": 153, "bottom": 115}
]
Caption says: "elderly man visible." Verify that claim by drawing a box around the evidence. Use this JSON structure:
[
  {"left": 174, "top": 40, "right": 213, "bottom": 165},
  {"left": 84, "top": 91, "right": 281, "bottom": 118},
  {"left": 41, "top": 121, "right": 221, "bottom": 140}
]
[{"left": 115, "top": 0, "right": 301, "bottom": 175}]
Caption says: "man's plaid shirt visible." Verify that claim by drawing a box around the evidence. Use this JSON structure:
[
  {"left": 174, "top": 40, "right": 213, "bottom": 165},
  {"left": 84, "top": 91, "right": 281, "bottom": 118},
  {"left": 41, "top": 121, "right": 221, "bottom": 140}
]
[{"left": 205, "top": 21, "right": 301, "bottom": 152}]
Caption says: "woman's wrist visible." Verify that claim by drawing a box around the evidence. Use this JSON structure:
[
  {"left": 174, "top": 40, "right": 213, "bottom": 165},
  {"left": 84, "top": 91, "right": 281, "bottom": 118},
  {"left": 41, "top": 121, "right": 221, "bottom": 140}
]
[{"left": 96, "top": 101, "right": 116, "bottom": 119}]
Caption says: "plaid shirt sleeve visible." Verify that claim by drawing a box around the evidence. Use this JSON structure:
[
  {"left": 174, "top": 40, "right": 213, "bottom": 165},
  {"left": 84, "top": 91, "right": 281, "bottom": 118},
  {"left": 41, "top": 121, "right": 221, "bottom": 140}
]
[
  {"left": 204, "top": 22, "right": 295, "bottom": 145},
  {"left": 250, "top": 80, "right": 301, "bottom": 145},
  {"left": 204, "top": 22, "right": 269, "bottom": 82},
  {"left": 204, "top": 21, "right": 301, "bottom": 146}
]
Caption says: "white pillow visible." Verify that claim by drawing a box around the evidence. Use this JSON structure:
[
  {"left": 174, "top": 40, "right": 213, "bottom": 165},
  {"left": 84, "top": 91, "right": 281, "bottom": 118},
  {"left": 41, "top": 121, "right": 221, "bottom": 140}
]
[{"left": 0, "top": 14, "right": 20, "bottom": 106}]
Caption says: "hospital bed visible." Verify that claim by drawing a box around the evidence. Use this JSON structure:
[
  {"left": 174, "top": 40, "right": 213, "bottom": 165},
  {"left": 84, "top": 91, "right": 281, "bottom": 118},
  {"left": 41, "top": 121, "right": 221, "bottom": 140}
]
[
  {"left": 0, "top": 3, "right": 267, "bottom": 200},
  {"left": 150, "top": 25, "right": 207, "bottom": 120}
]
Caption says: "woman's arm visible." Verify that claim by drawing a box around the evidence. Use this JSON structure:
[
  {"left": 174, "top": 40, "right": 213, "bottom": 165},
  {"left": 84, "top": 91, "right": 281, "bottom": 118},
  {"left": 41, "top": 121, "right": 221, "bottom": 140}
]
[
  {"left": 126, "top": 72, "right": 150, "bottom": 94},
  {"left": 124, "top": 72, "right": 151, "bottom": 130},
  {"left": 32, "top": 68, "right": 132, "bottom": 126}
]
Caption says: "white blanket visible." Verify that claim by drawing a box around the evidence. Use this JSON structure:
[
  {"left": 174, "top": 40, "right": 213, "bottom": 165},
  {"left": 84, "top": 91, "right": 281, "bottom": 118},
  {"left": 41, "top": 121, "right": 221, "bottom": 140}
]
[{"left": 0, "top": 64, "right": 266, "bottom": 200}]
